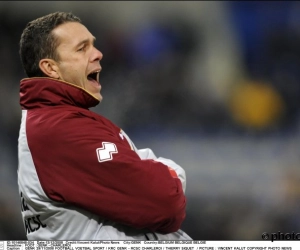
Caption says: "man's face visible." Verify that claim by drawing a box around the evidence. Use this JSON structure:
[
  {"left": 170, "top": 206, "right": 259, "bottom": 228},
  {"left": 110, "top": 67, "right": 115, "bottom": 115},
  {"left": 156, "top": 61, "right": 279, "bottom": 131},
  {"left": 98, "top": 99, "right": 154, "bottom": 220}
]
[{"left": 52, "top": 22, "right": 103, "bottom": 101}]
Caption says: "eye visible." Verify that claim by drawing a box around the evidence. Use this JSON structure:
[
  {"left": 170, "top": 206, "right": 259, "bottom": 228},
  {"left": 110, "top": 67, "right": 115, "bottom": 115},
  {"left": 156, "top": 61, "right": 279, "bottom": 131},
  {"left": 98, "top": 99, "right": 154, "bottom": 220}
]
[{"left": 77, "top": 45, "right": 86, "bottom": 52}]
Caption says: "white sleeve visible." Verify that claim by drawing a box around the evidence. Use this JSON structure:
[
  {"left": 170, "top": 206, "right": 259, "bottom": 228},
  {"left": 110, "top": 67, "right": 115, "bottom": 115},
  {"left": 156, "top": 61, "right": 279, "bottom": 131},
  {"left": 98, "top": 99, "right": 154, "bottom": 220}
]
[
  {"left": 137, "top": 148, "right": 187, "bottom": 193},
  {"left": 136, "top": 148, "right": 157, "bottom": 160},
  {"left": 120, "top": 130, "right": 157, "bottom": 160},
  {"left": 154, "top": 157, "right": 186, "bottom": 193},
  {"left": 120, "top": 130, "right": 187, "bottom": 193}
]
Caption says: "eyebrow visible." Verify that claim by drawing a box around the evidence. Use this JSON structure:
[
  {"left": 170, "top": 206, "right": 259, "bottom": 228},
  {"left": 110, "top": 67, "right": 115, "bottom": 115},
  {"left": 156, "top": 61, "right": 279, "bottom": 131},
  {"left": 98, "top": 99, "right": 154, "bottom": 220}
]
[{"left": 76, "top": 37, "right": 96, "bottom": 48}]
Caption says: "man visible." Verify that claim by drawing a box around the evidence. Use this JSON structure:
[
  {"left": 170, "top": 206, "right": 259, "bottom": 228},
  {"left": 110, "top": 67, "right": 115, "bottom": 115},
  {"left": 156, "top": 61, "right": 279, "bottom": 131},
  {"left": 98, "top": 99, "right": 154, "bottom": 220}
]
[{"left": 18, "top": 11, "right": 191, "bottom": 240}]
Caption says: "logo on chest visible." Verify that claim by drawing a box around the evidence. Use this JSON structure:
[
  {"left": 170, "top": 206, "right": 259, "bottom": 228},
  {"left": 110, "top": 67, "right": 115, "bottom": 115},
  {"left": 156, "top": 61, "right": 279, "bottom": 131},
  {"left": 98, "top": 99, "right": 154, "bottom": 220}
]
[{"left": 96, "top": 142, "right": 118, "bottom": 162}]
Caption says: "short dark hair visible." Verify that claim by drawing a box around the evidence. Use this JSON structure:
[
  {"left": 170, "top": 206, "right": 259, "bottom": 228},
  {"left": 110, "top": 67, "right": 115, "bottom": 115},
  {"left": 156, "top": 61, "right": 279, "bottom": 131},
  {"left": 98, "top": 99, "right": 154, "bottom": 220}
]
[{"left": 19, "top": 11, "right": 81, "bottom": 77}]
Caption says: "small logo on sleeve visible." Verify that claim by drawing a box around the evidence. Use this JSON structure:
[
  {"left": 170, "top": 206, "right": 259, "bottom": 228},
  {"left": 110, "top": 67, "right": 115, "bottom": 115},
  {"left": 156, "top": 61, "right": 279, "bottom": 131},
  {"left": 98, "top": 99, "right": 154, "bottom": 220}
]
[{"left": 96, "top": 142, "right": 118, "bottom": 162}]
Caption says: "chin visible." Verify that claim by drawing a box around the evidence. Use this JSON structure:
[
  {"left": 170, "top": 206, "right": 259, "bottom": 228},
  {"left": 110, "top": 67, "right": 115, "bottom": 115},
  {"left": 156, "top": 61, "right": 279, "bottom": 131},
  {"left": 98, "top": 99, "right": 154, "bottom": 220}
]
[{"left": 96, "top": 94, "right": 103, "bottom": 102}]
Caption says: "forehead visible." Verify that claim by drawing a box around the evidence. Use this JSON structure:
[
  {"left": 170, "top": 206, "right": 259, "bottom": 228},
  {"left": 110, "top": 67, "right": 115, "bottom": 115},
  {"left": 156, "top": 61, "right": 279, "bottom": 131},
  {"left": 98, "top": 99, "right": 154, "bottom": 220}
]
[{"left": 53, "top": 22, "right": 94, "bottom": 48}]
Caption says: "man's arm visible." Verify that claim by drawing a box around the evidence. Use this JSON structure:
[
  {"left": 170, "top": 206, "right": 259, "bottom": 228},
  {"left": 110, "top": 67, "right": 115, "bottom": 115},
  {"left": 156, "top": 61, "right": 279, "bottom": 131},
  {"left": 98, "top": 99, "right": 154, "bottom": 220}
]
[
  {"left": 121, "top": 130, "right": 187, "bottom": 193},
  {"left": 26, "top": 111, "right": 186, "bottom": 233}
]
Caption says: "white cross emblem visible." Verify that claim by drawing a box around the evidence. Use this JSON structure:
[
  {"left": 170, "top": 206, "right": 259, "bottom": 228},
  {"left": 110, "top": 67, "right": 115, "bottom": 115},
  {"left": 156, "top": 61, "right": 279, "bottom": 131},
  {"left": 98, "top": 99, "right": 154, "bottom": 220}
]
[{"left": 96, "top": 142, "right": 118, "bottom": 162}]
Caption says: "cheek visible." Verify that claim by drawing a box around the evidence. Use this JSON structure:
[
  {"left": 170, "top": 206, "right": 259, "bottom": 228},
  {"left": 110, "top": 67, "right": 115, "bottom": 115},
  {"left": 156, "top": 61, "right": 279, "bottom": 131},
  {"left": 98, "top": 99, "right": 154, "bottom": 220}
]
[
  {"left": 58, "top": 62, "right": 72, "bottom": 76},
  {"left": 60, "top": 64, "right": 80, "bottom": 80},
  {"left": 57, "top": 57, "right": 87, "bottom": 85}
]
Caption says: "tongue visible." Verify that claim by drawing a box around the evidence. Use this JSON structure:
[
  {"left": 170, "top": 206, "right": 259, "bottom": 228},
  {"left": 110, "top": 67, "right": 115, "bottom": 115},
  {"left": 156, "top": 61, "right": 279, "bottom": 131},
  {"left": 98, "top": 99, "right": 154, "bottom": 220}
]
[{"left": 88, "top": 77, "right": 99, "bottom": 87}]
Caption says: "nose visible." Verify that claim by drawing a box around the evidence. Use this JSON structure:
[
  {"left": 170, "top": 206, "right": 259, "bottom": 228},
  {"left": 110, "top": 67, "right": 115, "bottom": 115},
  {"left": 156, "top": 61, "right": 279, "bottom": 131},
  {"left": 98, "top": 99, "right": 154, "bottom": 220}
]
[{"left": 91, "top": 47, "right": 103, "bottom": 62}]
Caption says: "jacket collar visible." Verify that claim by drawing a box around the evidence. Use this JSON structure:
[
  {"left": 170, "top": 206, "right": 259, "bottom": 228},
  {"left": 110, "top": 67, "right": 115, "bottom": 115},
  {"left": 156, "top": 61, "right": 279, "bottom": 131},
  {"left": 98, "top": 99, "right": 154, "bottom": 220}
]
[{"left": 20, "top": 77, "right": 100, "bottom": 110}]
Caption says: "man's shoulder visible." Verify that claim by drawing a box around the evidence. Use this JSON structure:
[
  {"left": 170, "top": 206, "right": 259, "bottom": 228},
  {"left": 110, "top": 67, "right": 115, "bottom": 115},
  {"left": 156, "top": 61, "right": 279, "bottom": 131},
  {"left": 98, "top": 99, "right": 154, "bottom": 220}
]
[{"left": 26, "top": 106, "right": 121, "bottom": 135}]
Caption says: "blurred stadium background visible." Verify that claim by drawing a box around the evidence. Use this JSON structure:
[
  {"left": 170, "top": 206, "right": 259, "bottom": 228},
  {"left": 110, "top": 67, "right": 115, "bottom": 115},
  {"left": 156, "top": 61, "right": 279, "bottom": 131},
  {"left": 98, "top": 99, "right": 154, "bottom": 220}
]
[{"left": 1, "top": 1, "right": 300, "bottom": 240}]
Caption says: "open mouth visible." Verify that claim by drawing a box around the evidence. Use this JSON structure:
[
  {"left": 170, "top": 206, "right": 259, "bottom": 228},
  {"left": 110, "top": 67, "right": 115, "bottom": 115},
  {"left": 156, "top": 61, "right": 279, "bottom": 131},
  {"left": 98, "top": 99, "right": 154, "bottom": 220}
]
[{"left": 87, "top": 70, "right": 100, "bottom": 85}]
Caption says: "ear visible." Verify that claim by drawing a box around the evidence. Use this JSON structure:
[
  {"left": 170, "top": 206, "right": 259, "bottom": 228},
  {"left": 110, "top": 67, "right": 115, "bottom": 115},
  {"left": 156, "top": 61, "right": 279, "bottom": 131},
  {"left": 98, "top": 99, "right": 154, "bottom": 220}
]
[{"left": 39, "top": 59, "right": 60, "bottom": 79}]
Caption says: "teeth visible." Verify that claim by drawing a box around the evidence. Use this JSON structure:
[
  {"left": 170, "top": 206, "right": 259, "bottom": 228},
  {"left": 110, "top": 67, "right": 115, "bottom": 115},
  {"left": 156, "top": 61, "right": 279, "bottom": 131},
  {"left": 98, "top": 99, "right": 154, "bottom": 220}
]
[
  {"left": 87, "top": 70, "right": 100, "bottom": 82},
  {"left": 88, "top": 70, "right": 100, "bottom": 76}
]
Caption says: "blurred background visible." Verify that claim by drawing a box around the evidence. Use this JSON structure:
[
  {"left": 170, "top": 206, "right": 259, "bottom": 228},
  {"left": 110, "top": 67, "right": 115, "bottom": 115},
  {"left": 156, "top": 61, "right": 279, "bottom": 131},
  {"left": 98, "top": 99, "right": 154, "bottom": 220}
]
[{"left": 1, "top": 1, "right": 300, "bottom": 240}]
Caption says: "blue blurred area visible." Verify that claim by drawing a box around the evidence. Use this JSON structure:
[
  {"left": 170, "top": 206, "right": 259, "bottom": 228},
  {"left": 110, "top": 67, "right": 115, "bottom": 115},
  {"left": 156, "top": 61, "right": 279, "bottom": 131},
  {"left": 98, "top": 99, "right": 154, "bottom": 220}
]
[
  {"left": 228, "top": 1, "right": 293, "bottom": 72},
  {"left": 1, "top": 1, "right": 300, "bottom": 240}
]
